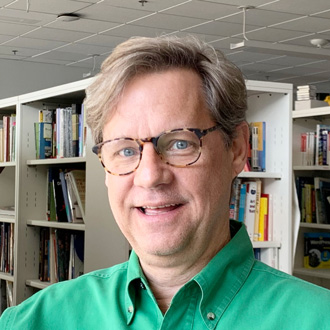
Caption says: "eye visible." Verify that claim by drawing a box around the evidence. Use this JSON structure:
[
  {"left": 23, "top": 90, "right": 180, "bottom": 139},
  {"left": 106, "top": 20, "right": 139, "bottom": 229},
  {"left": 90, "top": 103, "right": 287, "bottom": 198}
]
[
  {"left": 118, "top": 148, "right": 137, "bottom": 157},
  {"left": 172, "top": 140, "right": 189, "bottom": 150}
]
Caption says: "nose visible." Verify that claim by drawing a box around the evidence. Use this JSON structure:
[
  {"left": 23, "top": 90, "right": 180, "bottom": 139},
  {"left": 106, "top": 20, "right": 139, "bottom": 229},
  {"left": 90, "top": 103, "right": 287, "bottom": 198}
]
[{"left": 133, "top": 143, "right": 173, "bottom": 189}]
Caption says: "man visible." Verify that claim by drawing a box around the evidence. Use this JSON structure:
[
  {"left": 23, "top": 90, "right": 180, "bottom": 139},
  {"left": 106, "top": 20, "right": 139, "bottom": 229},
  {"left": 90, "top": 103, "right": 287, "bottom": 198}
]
[{"left": 1, "top": 36, "right": 330, "bottom": 329}]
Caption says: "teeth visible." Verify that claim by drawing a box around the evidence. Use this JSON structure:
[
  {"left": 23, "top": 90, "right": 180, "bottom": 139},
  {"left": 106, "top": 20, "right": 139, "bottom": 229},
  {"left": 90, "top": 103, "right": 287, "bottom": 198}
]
[{"left": 141, "top": 204, "right": 178, "bottom": 209}]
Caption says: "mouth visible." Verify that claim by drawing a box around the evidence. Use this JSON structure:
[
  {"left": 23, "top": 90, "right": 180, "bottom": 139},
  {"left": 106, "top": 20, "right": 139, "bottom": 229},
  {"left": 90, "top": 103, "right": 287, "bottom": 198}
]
[{"left": 138, "top": 203, "right": 182, "bottom": 215}]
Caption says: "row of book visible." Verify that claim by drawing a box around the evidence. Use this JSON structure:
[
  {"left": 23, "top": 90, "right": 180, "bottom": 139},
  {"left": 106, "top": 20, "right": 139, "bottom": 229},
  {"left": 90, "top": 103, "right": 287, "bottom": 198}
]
[
  {"left": 230, "top": 178, "right": 273, "bottom": 242},
  {"left": 47, "top": 168, "right": 85, "bottom": 224},
  {"left": 0, "top": 115, "right": 16, "bottom": 163},
  {"left": 0, "top": 280, "right": 13, "bottom": 315},
  {"left": 300, "top": 124, "right": 330, "bottom": 166},
  {"left": 39, "top": 228, "right": 84, "bottom": 283},
  {"left": 34, "top": 104, "right": 86, "bottom": 159},
  {"left": 0, "top": 223, "right": 14, "bottom": 275},
  {"left": 296, "top": 176, "right": 330, "bottom": 224},
  {"left": 304, "top": 232, "right": 330, "bottom": 269},
  {"left": 245, "top": 121, "right": 266, "bottom": 172}
]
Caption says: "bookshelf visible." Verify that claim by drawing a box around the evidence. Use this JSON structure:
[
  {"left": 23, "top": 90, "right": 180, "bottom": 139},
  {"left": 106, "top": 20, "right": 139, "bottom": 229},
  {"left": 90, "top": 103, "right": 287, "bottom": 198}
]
[
  {"left": 0, "top": 78, "right": 293, "bottom": 311},
  {"left": 244, "top": 80, "right": 293, "bottom": 274},
  {"left": 292, "top": 105, "right": 330, "bottom": 289}
]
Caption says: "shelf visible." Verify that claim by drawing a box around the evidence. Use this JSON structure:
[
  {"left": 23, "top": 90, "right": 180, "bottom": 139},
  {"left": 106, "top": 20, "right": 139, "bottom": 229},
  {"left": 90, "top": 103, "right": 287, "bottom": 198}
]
[
  {"left": 27, "top": 220, "right": 85, "bottom": 231},
  {"left": 293, "top": 165, "right": 330, "bottom": 171},
  {"left": 300, "top": 223, "right": 330, "bottom": 230},
  {"left": 26, "top": 279, "right": 52, "bottom": 290},
  {"left": 26, "top": 157, "right": 86, "bottom": 166},
  {"left": 0, "top": 272, "right": 14, "bottom": 282},
  {"left": 252, "top": 241, "right": 281, "bottom": 249},
  {"left": 0, "top": 216, "right": 15, "bottom": 224},
  {"left": 292, "top": 106, "right": 330, "bottom": 119},
  {"left": 238, "top": 171, "right": 282, "bottom": 179},
  {"left": 293, "top": 267, "right": 330, "bottom": 280},
  {"left": 0, "top": 162, "right": 16, "bottom": 167}
]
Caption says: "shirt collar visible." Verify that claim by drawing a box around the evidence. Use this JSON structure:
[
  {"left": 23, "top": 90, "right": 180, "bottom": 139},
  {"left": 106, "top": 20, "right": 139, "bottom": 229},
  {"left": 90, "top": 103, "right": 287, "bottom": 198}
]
[{"left": 125, "top": 220, "right": 255, "bottom": 326}]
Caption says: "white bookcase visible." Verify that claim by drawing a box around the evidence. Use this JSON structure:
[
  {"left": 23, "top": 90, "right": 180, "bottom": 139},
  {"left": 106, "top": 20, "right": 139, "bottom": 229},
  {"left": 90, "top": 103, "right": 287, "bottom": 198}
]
[
  {"left": 244, "top": 80, "right": 293, "bottom": 274},
  {"left": 0, "top": 78, "right": 293, "bottom": 309},
  {"left": 292, "top": 106, "right": 330, "bottom": 289}
]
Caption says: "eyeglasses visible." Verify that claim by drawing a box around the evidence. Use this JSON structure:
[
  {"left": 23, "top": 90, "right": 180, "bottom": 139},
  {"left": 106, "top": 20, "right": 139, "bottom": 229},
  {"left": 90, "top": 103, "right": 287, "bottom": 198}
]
[{"left": 92, "top": 125, "right": 221, "bottom": 176}]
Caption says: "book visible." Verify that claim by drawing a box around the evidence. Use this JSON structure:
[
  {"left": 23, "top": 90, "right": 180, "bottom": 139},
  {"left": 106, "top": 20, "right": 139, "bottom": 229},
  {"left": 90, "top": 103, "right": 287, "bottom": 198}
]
[
  {"left": 295, "top": 99, "right": 328, "bottom": 110},
  {"left": 34, "top": 122, "right": 52, "bottom": 159},
  {"left": 238, "top": 183, "right": 247, "bottom": 223},
  {"left": 244, "top": 180, "right": 258, "bottom": 240},
  {"left": 314, "top": 177, "right": 330, "bottom": 224},
  {"left": 250, "top": 122, "right": 266, "bottom": 172},
  {"left": 65, "top": 170, "right": 85, "bottom": 222},
  {"left": 59, "top": 170, "right": 72, "bottom": 223},
  {"left": 258, "top": 195, "right": 268, "bottom": 241},
  {"left": 253, "top": 179, "right": 262, "bottom": 241},
  {"left": 304, "top": 232, "right": 330, "bottom": 269}
]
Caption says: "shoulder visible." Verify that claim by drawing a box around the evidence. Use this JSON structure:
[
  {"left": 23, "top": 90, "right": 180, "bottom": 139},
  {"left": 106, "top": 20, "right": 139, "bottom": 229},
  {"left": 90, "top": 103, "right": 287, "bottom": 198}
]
[
  {"left": 0, "top": 262, "right": 129, "bottom": 330},
  {"left": 250, "top": 260, "right": 330, "bottom": 302}
]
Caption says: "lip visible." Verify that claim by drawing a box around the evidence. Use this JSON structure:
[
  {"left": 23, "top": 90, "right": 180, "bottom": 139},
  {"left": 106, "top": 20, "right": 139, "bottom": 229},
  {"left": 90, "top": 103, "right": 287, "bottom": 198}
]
[{"left": 135, "top": 203, "right": 184, "bottom": 217}]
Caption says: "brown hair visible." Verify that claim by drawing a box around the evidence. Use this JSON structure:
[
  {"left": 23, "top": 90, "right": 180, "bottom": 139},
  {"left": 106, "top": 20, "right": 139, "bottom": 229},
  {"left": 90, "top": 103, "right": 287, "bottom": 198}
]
[{"left": 85, "top": 35, "right": 247, "bottom": 146}]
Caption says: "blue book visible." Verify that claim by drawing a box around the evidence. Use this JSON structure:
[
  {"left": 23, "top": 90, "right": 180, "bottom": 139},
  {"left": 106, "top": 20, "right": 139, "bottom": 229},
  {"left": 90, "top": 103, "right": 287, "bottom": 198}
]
[
  {"left": 35, "top": 122, "right": 52, "bottom": 159},
  {"left": 238, "top": 183, "right": 247, "bottom": 222}
]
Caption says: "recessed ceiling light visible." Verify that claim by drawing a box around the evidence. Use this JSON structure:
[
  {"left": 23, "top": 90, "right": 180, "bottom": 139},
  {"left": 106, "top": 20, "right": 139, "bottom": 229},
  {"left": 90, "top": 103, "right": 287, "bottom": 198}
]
[{"left": 57, "top": 13, "right": 80, "bottom": 22}]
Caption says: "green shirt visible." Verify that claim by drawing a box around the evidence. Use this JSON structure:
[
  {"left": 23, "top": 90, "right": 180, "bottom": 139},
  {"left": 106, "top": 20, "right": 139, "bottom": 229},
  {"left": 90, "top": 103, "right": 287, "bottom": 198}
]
[{"left": 1, "top": 221, "right": 330, "bottom": 329}]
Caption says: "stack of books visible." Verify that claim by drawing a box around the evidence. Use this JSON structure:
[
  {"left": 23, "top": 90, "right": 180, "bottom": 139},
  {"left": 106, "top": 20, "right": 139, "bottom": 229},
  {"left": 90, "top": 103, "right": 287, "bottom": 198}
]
[{"left": 295, "top": 85, "right": 328, "bottom": 110}]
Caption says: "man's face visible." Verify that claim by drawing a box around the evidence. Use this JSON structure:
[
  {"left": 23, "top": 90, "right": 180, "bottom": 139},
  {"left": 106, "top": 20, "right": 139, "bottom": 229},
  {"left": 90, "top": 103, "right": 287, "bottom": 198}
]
[{"left": 103, "top": 68, "right": 247, "bottom": 266}]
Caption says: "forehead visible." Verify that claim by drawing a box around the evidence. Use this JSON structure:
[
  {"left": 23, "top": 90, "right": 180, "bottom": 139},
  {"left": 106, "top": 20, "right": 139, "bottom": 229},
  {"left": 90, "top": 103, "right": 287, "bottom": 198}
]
[{"left": 103, "top": 69, "right": 215, "bottom": 140}]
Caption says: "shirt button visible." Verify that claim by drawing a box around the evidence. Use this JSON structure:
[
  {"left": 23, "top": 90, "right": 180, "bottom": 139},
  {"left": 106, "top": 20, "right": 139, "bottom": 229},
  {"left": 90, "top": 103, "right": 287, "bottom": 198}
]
[
  {"left": 140, "top": 282, "right": 146, "bottom": 290},
  {"left": 207, "top": 312, "right": 216, "bottom": 320},
  {"left": 128, "top": 306, "right": 134, "bottom": 313}
]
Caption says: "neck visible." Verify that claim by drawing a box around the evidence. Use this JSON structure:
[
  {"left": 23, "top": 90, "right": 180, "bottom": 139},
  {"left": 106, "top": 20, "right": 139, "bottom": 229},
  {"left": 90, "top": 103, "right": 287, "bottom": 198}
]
[{"left": 139, "top": 232, "right": 231, "bottom": 314}]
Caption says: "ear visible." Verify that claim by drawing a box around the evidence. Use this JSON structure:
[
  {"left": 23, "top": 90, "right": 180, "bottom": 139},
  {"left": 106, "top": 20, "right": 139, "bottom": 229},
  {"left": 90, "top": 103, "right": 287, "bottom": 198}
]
[{"left": 231, "top": 121, "right": 249, "bottom": 178}]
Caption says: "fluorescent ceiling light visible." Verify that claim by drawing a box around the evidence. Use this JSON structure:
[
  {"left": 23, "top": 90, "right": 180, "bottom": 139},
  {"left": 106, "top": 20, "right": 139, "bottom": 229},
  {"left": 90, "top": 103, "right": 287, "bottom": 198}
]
[{"left": 230, "top": 40, "right": 330, "bottom": 61}]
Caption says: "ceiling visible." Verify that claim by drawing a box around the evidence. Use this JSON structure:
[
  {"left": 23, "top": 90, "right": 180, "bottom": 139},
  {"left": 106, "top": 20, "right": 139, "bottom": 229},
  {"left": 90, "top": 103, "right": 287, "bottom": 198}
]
[{"left": 1, "top": 0, "right": 330, "bottom": 93}]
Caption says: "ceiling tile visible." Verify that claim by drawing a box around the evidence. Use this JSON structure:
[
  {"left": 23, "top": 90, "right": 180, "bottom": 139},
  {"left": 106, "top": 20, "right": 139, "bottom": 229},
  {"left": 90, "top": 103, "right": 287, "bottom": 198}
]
[
  {"left": 77, "top": 3, "right": 150, "bottom": 23},
  {"left": 6, "top": 0, "right": 91, "bottom": 15},
  {"left": 0, "top": 34, "right": 14, "bottom": 43},
  {"left": 101, "top": 24, "right": 175, "bottom": 38},
  {"left": 132, "top": 13, "right": 208, "bottom": 30},
  {"left": 273, "top": 16, "right": 330, "bottom": 33},
  {"left": 46, "top": 18, "right": 119, "bottom": 34},
  {"left": 0, "top": 45, "right": 45, "bottom": 57},
  {"left": 312, "top": 9, "right": 330, "bottom": 19},
  {"left": 226, "top": 50, "right": 279, "bottom": 62},
  {"left": 162, "top": 2, "right": 239, "bottom": 20},
  {"left": 246, "top": 27, "right": 310, "bottom": 43},
  {"left": 23, "top": 27, "right": 93, "bottom": 42},
  {"left": 3, "top": 37, "right": 68, "bottom": 50},
  {"left": 261, "top": 0, "right": 330, "bottom": 15},
  {"left": 75, "top": 34, "right": 127, "bottom": 48},
  {"left": 258, "top": 55, "right": 325, "bottom": 67},
  {"left": 100, "top": 0, "right": 190, "bottom": 12},
  {"left": 32, "top": 50, "right": 87, "bottom": 62},
  {"left": 0, "top": 21, "right": 38, "bottom": 36},
  {"left": 199, "top": 0, "right": 270, "bottom": 7},
  {"left": 220, "top": 8, "right": 303, "bottom": 27},
  {"left": 0, "top": 8, "right": 56, "bottom": 25},
  {"left": 58, "top": 43, "right": 114, "bottom": 56},
  {"left": 184, "top": 20, "right": 258, "bottom": 37}
]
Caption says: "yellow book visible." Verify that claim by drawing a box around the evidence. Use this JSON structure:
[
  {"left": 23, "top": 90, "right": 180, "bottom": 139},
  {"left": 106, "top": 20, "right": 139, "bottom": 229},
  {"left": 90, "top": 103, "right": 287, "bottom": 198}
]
[{"left": 258, "top": 196, "right": 268, "bottom": 241}]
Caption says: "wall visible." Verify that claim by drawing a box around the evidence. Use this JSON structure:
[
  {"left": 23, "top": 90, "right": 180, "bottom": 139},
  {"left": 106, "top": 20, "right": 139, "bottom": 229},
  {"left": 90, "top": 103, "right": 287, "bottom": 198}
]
[{"left": 0, "top": 59, "right": 90, "bottom": 99}]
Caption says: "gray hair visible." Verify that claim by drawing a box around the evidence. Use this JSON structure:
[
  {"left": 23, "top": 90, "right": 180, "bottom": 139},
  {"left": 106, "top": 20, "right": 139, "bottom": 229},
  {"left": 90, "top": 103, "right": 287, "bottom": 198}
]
[{"left": 85, "top": 35, "right": 247, "bottom": 146}]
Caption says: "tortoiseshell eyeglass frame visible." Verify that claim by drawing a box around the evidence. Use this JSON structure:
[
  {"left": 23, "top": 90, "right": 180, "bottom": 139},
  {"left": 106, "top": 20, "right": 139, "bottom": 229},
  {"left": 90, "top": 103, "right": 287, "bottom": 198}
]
[{"left": 92, "top": 125, "right": 221, "bottom": 176}]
